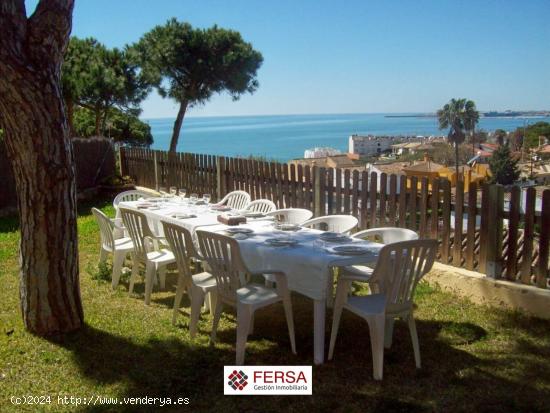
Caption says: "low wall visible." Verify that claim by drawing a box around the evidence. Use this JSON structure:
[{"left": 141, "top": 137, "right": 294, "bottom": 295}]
[
  {"left": 426, "top": 263, "right": 550, "bottom": 320},
  {"left": 0, "top": 137, "right": 116, "bottom": 210}
]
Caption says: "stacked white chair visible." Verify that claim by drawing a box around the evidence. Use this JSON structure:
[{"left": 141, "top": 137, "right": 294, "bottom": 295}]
[
  {"left": 213, "top": 190, "right": 251, "bottom": 210},
  {"left": 243, "top": 199, "right": 276, "bottom": 213},
  {"left": 113, "top": 189, "right": 154, "bottom": 210},
  {"left": 266, "top": 208, "right": 313, "bottom": 225},
  {"left": 119, "top": 207, "right": 176, "bottom": 305},
  {"left": 162, "top": 221, "right": 217, "bottom": 335},
  {"left": 92, "top": 208, "right": 134, "bottom": 289},
  {"left": 196, "top": 230, "right": 296, "bottom": 364},
  {"left": 342, "top": 227, "right": 419, "bottom": 281},
  {"left": 303, "top": 215, "right": 358, "bottom": 234},
  {"left": 328, "top": 239, "right": 437, "bottom": 380}
]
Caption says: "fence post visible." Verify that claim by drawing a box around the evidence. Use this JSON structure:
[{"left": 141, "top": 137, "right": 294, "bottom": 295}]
[
  {"left": 314, "top": 166, "right": 322, "bottom": 217},
  {"left": 153, "top": 150, "right": 159, "bottom": 191},
  {"left": 483, "top": 184, "right": 504, "bottom": 278},
  {"left": 216, "top": 156, "right": 225, "bottom": 202},
  {"left": 118, "top": 146, "right": 126, "bottom": 176}
]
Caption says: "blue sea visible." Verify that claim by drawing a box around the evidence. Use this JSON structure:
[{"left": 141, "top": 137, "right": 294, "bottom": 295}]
[{"left": 146, "top": 113, "right": 546, "bottom": 162}]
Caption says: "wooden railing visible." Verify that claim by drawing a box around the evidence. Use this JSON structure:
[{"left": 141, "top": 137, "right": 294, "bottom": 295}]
[{"left": 120, "top": 147, "right": 550, "bottom": 290}]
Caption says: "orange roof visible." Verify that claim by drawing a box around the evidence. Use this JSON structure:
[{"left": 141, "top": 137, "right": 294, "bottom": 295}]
[{"left": 403, "top": 161, "right": 445, "bottom": 173}]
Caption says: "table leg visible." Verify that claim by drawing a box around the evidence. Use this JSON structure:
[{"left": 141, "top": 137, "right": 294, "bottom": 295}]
[{"left": 313, "top": 299, "right": 326, "bottom": 365}]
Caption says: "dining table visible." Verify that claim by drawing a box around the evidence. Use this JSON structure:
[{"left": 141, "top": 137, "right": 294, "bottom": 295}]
[{"left": 118, "top": 197, "right": 383, "bottom": 364}]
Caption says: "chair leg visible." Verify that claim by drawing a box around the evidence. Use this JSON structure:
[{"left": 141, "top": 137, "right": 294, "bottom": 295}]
[
  {"left": 99, "top": 247, "right": 108, "bottom": 264},
  {"left": 407, "top": 314, "right": 421, "bottom": 368},
  {"left": 236, "top": 303, "right": 253, "bottom": 365},
  {"left": 210, "top": 300, "right": 224, "bottom": 344},
  {"left": 111, "top": 250, "right": 125, "bottom": 290},
  {"left": 144, "top": 262, "right": 155, "bottom": 305},
  {"left": 172, "top": 274, "right": 186, "bottom": 325},
  {"left": 328, "top": 279, "right": 351, "bottom": 360},
  {"left": 189, "top": 286, "right": 206, "bottom": 338},
  {"left": 207, "top": 291, "right": 217, "bottom": 315},
  {"left": 158, "top": 266, "right": 166, "bottom": 290},
  {"left": 367, "top": 313, "right": 385, "bottom": 381},
  {"left": 128, "top": 254, "right": 139, "bottom": 295},
  {"left": 384, "top": 318, "right": 395, "bottom": 349}
]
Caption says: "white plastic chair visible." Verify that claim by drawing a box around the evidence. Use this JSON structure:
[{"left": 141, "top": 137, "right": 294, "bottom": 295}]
[
  {"left": 342, "top": 228, "right": 420, "bottom": 281},
  {"left": 162, "top": 221, "right": 217, "bottom": 335},
  {"left": 92, "top": 208, "right": 134, "bottom": 289},
  {"left": 303, "top": 215, "right": 358, "bottom": 234},
  {"left": 266, "top": 208, "right": 313, "bottom": 224},
  {"left": 113, "top": 189, "right": 154, "bottom": 209},
  {"left": 243, "top": 199, "right": 276, "bottom": 213},
  {"left": 196, "top": 230, "right": 296, "bottom": 364},
  {"left": 120, "top": 207, "right": 175, "bottom": 305},
  {"left": 213, "top": 190, "right": 251, "bottom": 210},
  {"left": 328, "top": 239, "right": 437, "bottom": 380}
]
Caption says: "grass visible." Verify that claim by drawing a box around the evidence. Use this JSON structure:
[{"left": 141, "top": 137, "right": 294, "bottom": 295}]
[{"left": 1, "top": 197, "right": 549, "bottom": 412}]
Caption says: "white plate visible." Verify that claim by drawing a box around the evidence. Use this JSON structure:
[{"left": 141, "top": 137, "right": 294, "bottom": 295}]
[
  {"left": 319, "top": 232, "right": 350, "bottom": 243},
  {"left": 172, "top": 213, "right": 196, "bottom": 219},
  {"left": 243, "top": 211, "right": 265, "bottom": 218},
  {"left": 225, "top": 227, "right": 254, "bottom": 234},
  {"left": 265, "top": 238, "right": 298, "bottom": 247},
  {"left": 331, "top": 245, "right": 372, "bottom": 255},
  {"left": 275, "top": 223, "right": 301, "bottom": 231}
]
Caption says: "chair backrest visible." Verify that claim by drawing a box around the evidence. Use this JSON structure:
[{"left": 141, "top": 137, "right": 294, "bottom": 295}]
[
  {"left": 220, "top": 191, "right": 251, "bottom": 210},
  {"left": 371, "top": 239, "right": 437, "bottom": 314},
  {"left": 196, "top": 230, "right": 248, "bottom": 303},
  {"left": 303, "top": 215, "right": 358, "bottom": 234},
  {"left": 352, "top": 227, "right": 419, "bottom": 244},
  {"left": 245, "top": 199, "right": 276, "bottom": 213},
  {"left": 162, "top": 221, "right": 196, "bottom": 282},
  {"left": 113, "top": 190, "right": 153, "bottom": 209},
  {"left": 266, "top": 208, "right": 313, "bottom": 225},
  {"left": 92, "top": 208, "right": 114, "bottom": 251},
  {"left": 119, "top": 207, "right": 154, "bottom": 259}
]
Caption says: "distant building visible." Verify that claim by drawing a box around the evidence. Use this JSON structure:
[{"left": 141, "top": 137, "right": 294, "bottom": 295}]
[
  {"left": 289, "top": 153, "right": 365, "bottom": 170},
  {"left": 304, "top": 147, "right": 341, "bottom": 158},
  {"left": 348, "top": 135, "right": 392, "bottom": 156},
  {"left": 391, "top": 142, "right": 436, "bottom": 156}
]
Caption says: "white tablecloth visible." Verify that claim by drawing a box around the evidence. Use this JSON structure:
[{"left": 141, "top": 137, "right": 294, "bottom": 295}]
[{"left": 118, "top": 199, "right": 382, "bottom": 300}]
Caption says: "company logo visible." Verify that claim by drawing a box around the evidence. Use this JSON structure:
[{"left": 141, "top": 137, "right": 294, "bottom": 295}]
[
  {"left": 224, "top": 366, "right": 312, "bottom": 395},
  {"left": 227, "top": 369, "right": 249, "bottom": 391}
]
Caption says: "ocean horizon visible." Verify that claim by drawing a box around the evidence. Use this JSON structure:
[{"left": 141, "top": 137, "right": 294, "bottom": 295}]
[{"left": 145, "top": 113, "right": 547, "bottom": 161}]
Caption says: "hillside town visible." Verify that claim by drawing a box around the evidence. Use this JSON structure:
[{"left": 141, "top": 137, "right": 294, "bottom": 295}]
[{"left": 293, "top": 129, "right": 550, "bottom": 200}]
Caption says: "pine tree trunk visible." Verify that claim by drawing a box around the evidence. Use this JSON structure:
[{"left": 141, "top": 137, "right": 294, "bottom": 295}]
[
  {"left": 66, "top": 96, "right": 75, "bottom": 137},
  {"left": 94, "top": 108, "right": 101, "bottom": 136},
  {"left": 169, "top": 99, "right": 188, "bottom": 153},
  {"left": 0, "top": 0, "right": 82, "bottom": 335}
]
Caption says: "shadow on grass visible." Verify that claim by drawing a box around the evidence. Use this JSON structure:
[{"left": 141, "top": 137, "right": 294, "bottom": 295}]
[{"left": 44, "top": 294, "right": 550, "bottom": 413}]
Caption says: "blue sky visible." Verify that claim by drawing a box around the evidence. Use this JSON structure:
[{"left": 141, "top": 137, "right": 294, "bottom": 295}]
[{"left": 27, "top": 0, "right": 550, "bottom": 118}]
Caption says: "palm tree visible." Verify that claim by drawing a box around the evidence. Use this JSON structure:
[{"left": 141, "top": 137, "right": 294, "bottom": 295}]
[{"left": 437, "top": 98, "right": 479, "bottom": 177}]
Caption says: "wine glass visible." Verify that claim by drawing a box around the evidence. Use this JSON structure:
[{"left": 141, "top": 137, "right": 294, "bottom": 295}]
[
  {"left": 178, "top": 188, "right": 187, "bottom": 203},
  {"left": 202, "top": 193, "right": 211, "bottom": 204},
  {"left": 190, "top": 193, "right": 198, "bottom": 204},
  {"left": 169, "top": 186, "right": 177, "bottom": 197},
  {"left": 159, "top": 187, "right": 167, "bottom": 204}
]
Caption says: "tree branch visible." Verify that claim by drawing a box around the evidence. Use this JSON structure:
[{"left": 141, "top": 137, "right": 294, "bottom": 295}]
[{"left": 27, "top": 0, "right": 74, "bottom": 68}]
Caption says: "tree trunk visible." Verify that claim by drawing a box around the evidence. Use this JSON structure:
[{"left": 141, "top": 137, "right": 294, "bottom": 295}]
[
  {"left": 455, "top": 141, "right": 460, "bottom": 178},
  {"left": 0, "top": 0, "right": 82, "bottom": 335},
  {"left": 94, "top": 107, "right": 101, "bottom": 136},
  {"left": 169, "top": 99, "right": 188, "bottom": 153}
]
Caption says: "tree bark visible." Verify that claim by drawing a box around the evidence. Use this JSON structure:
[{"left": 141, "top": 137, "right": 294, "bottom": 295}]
[
  {"left": 66, "top": 96, "right": 74, "bottom": 137},
  {"left": 94, "top": 107, "right": 101, "bottom": 136},
  {"left": 0, "top": 0, "right": 83, "bottom": 335},
  {"left": 169, "top": 99, "right": 188, "bottom": 153}
]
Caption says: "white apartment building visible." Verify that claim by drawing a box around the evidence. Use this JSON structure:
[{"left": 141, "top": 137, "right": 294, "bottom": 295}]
[
  {"left": 348, "top": 135, "right": 393, "bottom": 156},
  {"left": 304, "top": 147, "right": 341, "bottom": 158}
]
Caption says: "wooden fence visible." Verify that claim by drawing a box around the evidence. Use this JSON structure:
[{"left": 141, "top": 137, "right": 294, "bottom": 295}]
[{"left": 120, "top": 147, "right": 550, "bottom": 290}]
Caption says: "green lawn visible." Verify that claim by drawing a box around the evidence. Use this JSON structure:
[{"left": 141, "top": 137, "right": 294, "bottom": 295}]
[{"left": 1, "top": 197, "right": 549, "bottom": 412}]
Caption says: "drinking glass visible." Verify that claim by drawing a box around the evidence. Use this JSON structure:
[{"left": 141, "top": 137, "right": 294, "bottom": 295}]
[
  {"left": 190, "top": 193, "right": 198, "bottom": 204},
  {"left": 159, "top": 187, "right": 167, "bottom": 204},
  {"left": 203, "top": 193, "right": 211, "bottom": 204},
  {"left": 170, "top": 186, "right": 177, "bottom": 197},
  {"left": 179, "top": 188, "right": 187, "bottom": 202}
]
